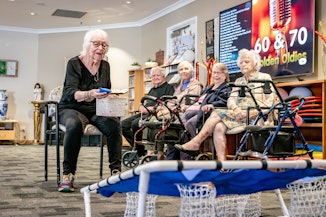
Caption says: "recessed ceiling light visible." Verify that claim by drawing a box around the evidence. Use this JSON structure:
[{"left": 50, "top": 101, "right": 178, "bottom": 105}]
[
  {"left": 9, "top": 0, "right": 15, "bottom": 2},
  {"left": 30, "top": 12, "right": 36, "bottom": 16},
  {"left": 97, "top": 19, "right": 101, "bottom": 23},
  {"left": 126, "top": 1, "right": 131, "bottom": 4}
]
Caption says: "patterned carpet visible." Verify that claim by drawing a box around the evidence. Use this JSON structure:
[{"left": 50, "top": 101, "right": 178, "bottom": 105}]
[{"left": 0, "top": 144, "right": 291, "bottom": 216}]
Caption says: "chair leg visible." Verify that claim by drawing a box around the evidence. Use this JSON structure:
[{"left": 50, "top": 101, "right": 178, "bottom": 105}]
[
  {"left": 56, "top": 132, "right": 61, "bottom": 186},
  {"left": 44, "top": 105, "right": 49, "bottom": 181},
  {"left": 100, "top": 135, "right": 103, "bottom": 179},
  {"left": 44, "top": 136, "right": 48, "bottom": 181}
]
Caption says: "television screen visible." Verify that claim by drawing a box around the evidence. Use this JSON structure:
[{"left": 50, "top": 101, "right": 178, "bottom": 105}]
[{"left": 219, "top": 0, "right": 315, "bottom": 80}]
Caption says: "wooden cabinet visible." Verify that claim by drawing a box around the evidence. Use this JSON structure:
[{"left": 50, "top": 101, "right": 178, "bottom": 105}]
[
  {"left": 144, "top": 67, "right": 153, "bottom": 94},
  {"left": 128, "top": 68, "right": 154, "bottom": 116},
  {"left": 276, "top": 79, "right": 326, "bottom": 159},
  {"left": 0, "top": 120, "right": 19, "bottom": 142}
]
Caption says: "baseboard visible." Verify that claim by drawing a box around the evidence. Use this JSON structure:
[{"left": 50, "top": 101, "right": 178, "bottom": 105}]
[{"left": 16, "top": 140, "right": 35, "bottom": 145}]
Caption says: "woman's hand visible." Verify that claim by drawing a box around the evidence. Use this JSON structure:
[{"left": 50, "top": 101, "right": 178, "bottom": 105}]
[
  {"left": 84, "top": 89, "right": 107, "bottom": 99},
  {"left": 201, "top": 104, "right": 213, "bottom": 113},
  {"left": 233, "top": 107, "right": 246, "bottom": 121}
]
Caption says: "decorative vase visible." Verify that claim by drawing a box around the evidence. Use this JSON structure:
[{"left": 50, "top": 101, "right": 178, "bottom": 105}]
[{"left": 0, "top": 90, "right": 8, "bottom": 120}]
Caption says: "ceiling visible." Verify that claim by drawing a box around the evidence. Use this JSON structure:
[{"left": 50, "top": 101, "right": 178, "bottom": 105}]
[{"left": 0, "top": 0, "right": 194, "bottom": 33}]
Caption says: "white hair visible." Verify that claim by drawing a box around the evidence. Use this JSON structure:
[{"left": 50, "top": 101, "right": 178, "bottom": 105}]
[
  {"left": 236, "top": 49, "right": 261, "bottom": 71},
  {"left": 177, "top": 61, "right": 194, "bottom": 75},
  {"left": 80, "top": 29, "right": 109, "bottom": 56}
]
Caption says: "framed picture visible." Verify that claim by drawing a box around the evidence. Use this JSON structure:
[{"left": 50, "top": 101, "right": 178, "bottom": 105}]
[
  {"left": 0, "top": 60, "right": 18, "bottom": 77},
  {"left": 166, "top": 17, "right": 197, "bottom": 67},
  {"left": 206, "top": 19, "right": 215, "bottom": 59}
]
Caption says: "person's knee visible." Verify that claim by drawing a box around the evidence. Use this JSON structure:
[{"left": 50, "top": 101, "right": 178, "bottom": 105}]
[
  {"left": 65, "top": 118, "right": 83, "bottom": 132},
  {"left": 131, "top": 119, "right": 140, "bottom": 130},
  {"left": 214, "top": 122, "right": 227, "bottom": 134},
  {"left": 121, "top": 119, "right": 129, "bottom": 129}
]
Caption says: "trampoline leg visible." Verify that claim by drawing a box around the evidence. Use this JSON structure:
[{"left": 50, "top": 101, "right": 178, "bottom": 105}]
[
  {"left": 137, "top": 171, "right": 150, "bottom": 217},
  {"left": 83, "top": 191, "right": 91, "bottom": 217},
  {"left": 275, "top": 189, "right": 290, "bottom": 216}
]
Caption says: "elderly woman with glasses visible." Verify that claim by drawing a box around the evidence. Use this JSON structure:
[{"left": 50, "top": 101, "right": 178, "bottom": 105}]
[
  {"left": 166, "top": 62, "right": 230, "bottom": 160},
  {"left": 58, "top": 29, "right": 122, "bottom": 192}
]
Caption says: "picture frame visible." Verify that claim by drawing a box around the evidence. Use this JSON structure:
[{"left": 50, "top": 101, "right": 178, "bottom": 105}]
[
  {"left": 0, "top": 60, "right": 18, "bottom": 77},
  {"left": 206, "top": 19, "right": 215, "bottom": 59},
  {"left": 166, "top": 17, "right": 197, "bottom": 67}
]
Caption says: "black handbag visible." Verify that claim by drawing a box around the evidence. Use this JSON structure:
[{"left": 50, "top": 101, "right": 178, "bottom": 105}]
[{"left": 249, "top": 130, "right": 295, "bottom": 155}]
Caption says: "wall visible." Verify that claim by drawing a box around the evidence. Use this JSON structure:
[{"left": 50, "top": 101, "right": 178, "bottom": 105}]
[
  {"left": 0, "top": 31, "right": 38, "bottom": 139},
  {"left": 0, "top": 0, "right": 325, "bottom": 141}
]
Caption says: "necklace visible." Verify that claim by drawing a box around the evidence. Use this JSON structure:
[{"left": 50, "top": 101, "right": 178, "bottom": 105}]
[{"left": 93, "top": 72, "right": 99, "bottom": 83}]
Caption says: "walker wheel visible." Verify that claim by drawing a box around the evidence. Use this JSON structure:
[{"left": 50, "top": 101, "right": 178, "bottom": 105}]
[
  {"left": 140, "top": 155, "right": 157, "bottom": 165},
  {"left": 195, "top": 153, "right": 210, "bottom": 161},
  {"left": 122, "top": 151, "right": 139, "bottom": 169}
]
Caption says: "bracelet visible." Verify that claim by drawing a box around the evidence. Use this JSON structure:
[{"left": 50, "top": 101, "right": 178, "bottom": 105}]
[{"left": 84, "top": 90, "right": 92, "bottom": 101}]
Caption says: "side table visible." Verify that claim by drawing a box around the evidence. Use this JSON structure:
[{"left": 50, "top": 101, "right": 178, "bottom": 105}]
[{"left": 0, "top": 120, "right": 19, "bottom": 143}]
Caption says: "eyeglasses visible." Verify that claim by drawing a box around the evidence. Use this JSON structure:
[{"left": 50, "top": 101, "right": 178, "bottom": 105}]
[
  {"left": 91, "top": 41, "right": 108, "bottom": 49},
  {"left": 212, "top": 71, "right": 224, "bottom": 75}
]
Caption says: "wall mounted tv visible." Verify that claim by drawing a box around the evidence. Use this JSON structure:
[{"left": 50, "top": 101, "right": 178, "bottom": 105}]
[{"left": 218, "top": 0, "right": 315, "bottom": 80}]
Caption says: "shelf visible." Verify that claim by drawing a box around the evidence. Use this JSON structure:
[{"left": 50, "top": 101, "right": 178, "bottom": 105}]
[
  {"left": 0, "top": 120, "right": 19, "bottom": 142},
  {"left": 127, "top": 69, "right": 147, "bottom": 116},
  {"left": 275, "top": 79, "right": 326, "bottom": 159}
]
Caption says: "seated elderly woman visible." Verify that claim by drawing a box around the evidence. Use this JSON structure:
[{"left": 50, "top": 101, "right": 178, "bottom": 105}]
[
  {"left": 166, "top": 63, "right": 230, "bottom": 161},
  {"left": 152, "top": 60, "right": 203, "bottom": 160},
  {"left": 175, "top": 48, "right": 276, "bottom": 161},
  {"left": 180, "top": 62, "right": 230, "bottom": 139}
]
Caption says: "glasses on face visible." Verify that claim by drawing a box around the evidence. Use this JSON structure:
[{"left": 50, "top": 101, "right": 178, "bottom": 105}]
[
  {"left": 91, "top": 41, "right": 108, "bottom": 49},
  {"left": 212, "top": 71, "right": 224, "bottom": 75}
]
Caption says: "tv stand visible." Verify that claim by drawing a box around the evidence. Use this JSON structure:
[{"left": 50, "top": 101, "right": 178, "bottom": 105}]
[{"left": 276, "top": 79, "right": 326, "bottom": 159}]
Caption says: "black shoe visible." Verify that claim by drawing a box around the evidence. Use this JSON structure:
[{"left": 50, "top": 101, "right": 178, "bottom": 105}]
[
  {"left": 111, "top": 169, "right": 121, "bottom": 176},
  {"left": 174, "top": 144, "right": 200, "bottom": 157}
]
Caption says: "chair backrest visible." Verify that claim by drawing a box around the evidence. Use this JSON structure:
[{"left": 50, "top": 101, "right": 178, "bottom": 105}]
[
  {"left": 48, "top": 85, "right": 63, "bottom": 117},
  {"left": 49, "top": 85, "right": 63, "bottom": 102}
]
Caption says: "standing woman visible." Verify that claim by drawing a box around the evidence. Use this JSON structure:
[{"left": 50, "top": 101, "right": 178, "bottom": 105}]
[
  {"left": 58, "top": 29, "right": 122, "bottom": 192},
  {"left": 175, "top": 49, "right": 275, "bottom": 161}
]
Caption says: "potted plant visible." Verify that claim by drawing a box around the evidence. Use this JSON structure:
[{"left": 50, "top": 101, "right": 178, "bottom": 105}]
[
  {"left": 130, "top": 62, "right": 141, "bottom": 70},
  {"left": 145, "top": 58, "right": 158, "bottom": 67}
]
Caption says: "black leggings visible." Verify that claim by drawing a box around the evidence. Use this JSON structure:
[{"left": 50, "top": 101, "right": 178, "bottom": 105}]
[{"left": 59, "top": 109, "right": 122, "bottom": 175}]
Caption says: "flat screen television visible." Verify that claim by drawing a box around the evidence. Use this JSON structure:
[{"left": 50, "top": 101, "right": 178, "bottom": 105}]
[{"left": 218, "top": 0, "right": 315, "bottom": 81}]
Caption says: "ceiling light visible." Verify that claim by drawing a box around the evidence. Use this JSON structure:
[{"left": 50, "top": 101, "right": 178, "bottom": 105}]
[
  {"left": 97, "top": 19, "right": 101, "bottom": 23},
  {"left": 30, "top": 12, "right": 36, "bottom": 16},
  {"left": 126, "top": 1, "right": 131, "bottom": 4}
]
